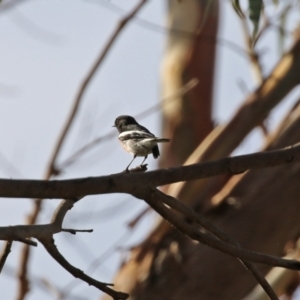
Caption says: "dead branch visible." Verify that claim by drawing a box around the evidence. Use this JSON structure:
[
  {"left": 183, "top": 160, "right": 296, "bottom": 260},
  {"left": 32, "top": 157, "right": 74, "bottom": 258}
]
[
  {"left": 15, "top": 197, "right": 125, "bottom": 299},
  {"left": 153, "top": 189, "right": 278, "bottom": 300},
  {"left": 134, "top": 188, "right": 300, "bottom": 270}
]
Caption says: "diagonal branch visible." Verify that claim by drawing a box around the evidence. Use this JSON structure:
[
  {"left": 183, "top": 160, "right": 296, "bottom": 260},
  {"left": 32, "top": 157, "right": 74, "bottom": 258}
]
[
  {"left": 154, "top": 189, "right": 278, "bottom": 300},
  {"left": 38, "top": 236, "right": 128, "bottom": 300},
  {"left": 2, "top": 193, "right": 298, "bottom": 273},
  {"left": 135, "top": 188, "right": 300, "bottom": 271},
  {"left": 13, "top": 196, "right": 118, "bottom": 298}
]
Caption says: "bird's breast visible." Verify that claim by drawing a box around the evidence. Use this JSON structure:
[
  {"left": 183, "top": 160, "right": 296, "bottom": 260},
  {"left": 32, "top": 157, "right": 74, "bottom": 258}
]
[{"left": 119, "top": 139, "right": 154, "bottom": 156}]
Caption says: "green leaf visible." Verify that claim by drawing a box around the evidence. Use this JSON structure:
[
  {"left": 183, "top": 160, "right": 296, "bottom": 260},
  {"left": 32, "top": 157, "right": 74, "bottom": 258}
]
[{"left": 249, "top": 0, "right": 263, "bottom": 39}]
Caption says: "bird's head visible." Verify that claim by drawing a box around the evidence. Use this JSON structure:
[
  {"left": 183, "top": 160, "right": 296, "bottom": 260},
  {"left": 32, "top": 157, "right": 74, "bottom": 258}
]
[{"left": 113, "top": 115, "right": 138, "bottom": 132}]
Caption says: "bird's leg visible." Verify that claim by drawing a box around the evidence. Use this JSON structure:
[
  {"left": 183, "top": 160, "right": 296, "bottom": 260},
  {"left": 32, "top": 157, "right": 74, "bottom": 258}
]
[
  {"left": 140, "top": 155, "right": 148, "bottom": 167},
  {"left": 125, "top": 155, "right": 136, "bottom": 172}
]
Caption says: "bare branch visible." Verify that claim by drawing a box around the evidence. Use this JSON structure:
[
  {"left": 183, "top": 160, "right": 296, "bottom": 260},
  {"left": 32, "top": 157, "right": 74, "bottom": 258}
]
[
  {"left": 38, "top": 236, "right": 128, "bottom": 300},
  {"left": 14, "top": 195, "right": 125, "bottom": 298},
  {"left": 0, "top": 241, "right": 12, "bottom": 273},
  {"left": 0, "top": 141, "right": 299, "bottom": 200},
  {"left": 50, "top": 199, "right": 77, "bottom": 227},
  {"left": 155, "top": 189, "right": 278, "bottom": 300},
  {"left": 14, "top": 238, "right": 37, "bottom": 247},
  {"left": 136, "top": 188, "right": 300, "bottom": 271},
  {"left": 60, "top": 230, "right": 133, "bottom": 297},
  {"left": 61, "top": 228, "right": 93, "bottom": 235},
  {"left": 3, "top": 196, "right": 123, "bottom": 298}
]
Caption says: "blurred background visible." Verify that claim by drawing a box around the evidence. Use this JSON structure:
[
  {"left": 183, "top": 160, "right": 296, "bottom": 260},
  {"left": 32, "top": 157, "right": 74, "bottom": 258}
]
[{"left": 1, "top": 0, "right": 300, "bottom": 299}]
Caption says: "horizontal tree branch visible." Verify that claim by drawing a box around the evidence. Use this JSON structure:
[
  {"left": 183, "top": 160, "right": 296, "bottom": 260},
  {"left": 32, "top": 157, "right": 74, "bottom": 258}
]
[
  {"left": 0, "top": 142, "right": 299, "bottom": 199},
  {"left": 0, "top": 200, "right": 75, "bottom": 241}
]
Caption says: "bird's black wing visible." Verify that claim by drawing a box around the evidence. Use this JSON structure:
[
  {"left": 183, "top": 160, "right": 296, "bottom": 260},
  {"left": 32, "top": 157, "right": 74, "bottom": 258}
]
[{"left": 126, "top": 124, "right": 154, "bottom": 135}]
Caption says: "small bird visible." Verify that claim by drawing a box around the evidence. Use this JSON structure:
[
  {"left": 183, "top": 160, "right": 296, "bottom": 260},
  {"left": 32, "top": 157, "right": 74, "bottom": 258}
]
[{"left": 114, "top": 115, "right": 170, "bottom": 171}]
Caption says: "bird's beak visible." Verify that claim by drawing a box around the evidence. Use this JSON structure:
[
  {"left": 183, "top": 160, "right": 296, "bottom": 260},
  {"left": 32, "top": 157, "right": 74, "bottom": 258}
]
[{"left": 112, "top": 125, "right": 116, "bottom": 127}]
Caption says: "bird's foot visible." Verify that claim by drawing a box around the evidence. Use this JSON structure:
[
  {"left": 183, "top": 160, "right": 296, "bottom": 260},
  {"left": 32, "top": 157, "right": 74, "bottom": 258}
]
[
  {"left": 122, "top": 167, "right": 130, "bottom": 173},
  {"left": 122, "top": 164, "right": 148, "bottom": 173},
  {"left": 138, "top": 164, "right": 148, "bottom": 172}
]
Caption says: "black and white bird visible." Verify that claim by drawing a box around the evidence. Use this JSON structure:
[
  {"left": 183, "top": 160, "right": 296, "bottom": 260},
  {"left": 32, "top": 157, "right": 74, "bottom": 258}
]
[{"left": 114, "top": 115, "right": 170, "bottom": 171}]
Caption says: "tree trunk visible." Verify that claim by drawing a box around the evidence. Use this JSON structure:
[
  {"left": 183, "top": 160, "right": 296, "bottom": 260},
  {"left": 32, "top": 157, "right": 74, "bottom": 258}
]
[{"left": 102, "top": 1, "right": 300, "bottom": 299}]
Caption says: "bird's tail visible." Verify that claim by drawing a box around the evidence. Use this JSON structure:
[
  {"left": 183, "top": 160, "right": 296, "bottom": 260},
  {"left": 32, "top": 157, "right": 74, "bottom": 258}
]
[{"left": 154, "top": 138, "right": 171, "bottom": 143}]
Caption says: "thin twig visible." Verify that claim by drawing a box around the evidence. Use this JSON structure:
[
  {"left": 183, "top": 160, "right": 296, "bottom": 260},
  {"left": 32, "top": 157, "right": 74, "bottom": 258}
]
[
  {"left": 61, "top": 228, "right": 93, "bottom": 234},
  {"left": 127, "top": 206, "right": 151, "bottom": 228},
  {"left": 0, "top": 241, "right": 13, "bottom": 273},
  {"left": 60, "top": 230, "right": 132, "bottom": 297}
]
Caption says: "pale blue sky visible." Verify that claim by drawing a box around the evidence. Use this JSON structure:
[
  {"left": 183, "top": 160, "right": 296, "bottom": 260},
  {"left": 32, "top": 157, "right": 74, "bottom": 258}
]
[{"left": 0, "top": 1, "right": 299, "bottom": 299}]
